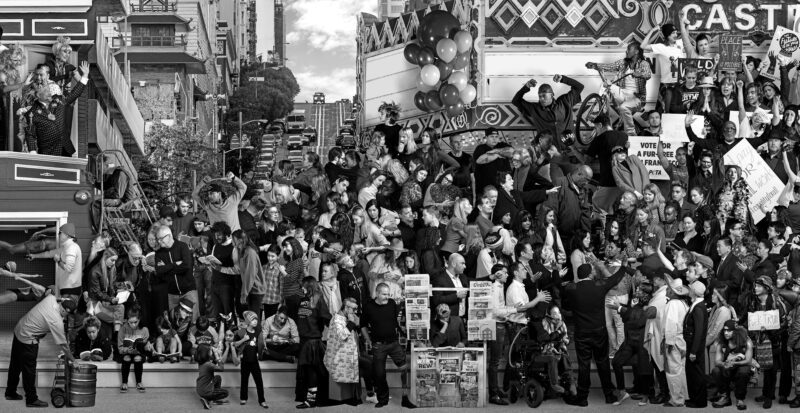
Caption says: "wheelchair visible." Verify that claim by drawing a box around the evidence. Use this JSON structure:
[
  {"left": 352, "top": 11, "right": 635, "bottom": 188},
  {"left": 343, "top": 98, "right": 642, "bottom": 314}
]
[{"left": 506, "top": 326, "right": 572, "bottom": 408}]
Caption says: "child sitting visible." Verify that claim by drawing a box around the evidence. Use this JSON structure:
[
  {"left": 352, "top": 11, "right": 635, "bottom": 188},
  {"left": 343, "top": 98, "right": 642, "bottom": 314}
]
[
  {"left": 153, "top": 316, "right": 182, "bottom": 363},
  {"left": 220, "top": 328, "right": 240, "bottom": 366},
  {"left": 73, "top": 316, "right": 112, "bottom": 361},
  {"left": 118, "top": 307, "right": 153, "bottom": 393},
  {"left": 196, "top": 344, "right": 230, "bottom": 409},
  {"left": 188, "top": 316, "right": 223, "bottom": 361}
]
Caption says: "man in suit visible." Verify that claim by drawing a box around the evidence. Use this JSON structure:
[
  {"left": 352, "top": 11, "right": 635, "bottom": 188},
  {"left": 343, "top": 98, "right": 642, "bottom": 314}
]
[
  {"left": 564, "top": 262, "right": 630, "bottom": 406},
  {"left": 714, "top": 238, "right": 743, "bottom": 305},
  {"left": 431, "top": 253, "right": 468, "bottom": 319},
  {"left": 492, "top": 171, "right": 557, "bottom": 225},
  {"left": 683, "top": 280, "right": 708, "bottom": 408}
]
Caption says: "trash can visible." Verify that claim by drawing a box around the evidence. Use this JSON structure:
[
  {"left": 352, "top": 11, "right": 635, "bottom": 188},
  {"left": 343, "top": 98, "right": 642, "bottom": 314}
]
[{"left": 68, "top": 363, "right": 97, "bottom": 407}]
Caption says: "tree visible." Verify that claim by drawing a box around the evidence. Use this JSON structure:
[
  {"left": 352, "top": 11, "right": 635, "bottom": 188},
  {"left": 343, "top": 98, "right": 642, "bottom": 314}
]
[{"left": 142, "top": 122, "right": 220, "bottom": 205}]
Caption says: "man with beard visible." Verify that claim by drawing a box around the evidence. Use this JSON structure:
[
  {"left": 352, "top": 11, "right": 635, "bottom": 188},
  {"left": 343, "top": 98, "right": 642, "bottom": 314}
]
[{"left": 640, "top": 110, "right": 663, "bottom": 136}]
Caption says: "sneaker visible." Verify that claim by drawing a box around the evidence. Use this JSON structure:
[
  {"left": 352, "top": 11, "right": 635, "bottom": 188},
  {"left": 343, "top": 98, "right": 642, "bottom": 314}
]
[
  {"left": 260, "top": 401, "right": 269, "bottom": 408},
  {"left": 551, "top": 384, "right": 566, "bottom": 394},
  {"left": 737, "top": 399, "right": 747, "bottom": 410},
  {"left": 614, "top": 391, "right": 630, "bottom": 406},
  {"left": 120, "top": 384, "right": 128, "bottom": 393},
  {"left": 713, "top": 395, "right": 731, "bottom": 408},
  {"left": 136, "top": 383, "right": 146, "bottom": 393},
  {"left": 637, "top": 397, "right": 649, "bottom": 406},
  {"left": 214, "top": 399, "right": 229, "bottom": 405},
  {"left": 365, "top": 392, "right": 378, "bottom": 404},
  {"left": 240, "top": 400, "right": 247, "bottom": 405},
  {"left": 200, "top": 397, "right": 211, "bottom": 410}
]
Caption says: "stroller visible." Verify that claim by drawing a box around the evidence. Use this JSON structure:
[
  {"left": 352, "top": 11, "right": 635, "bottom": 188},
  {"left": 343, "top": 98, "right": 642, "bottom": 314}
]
[{"left": 506, "top": 326, "right": 572, "bottom": 408}]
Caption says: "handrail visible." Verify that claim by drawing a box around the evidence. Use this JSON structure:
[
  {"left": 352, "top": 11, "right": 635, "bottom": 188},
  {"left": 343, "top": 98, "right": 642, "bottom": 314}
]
[
  {"left": 95, "top": 149, "right": 156, "bottom": 229},
  {"left": 130, "top": 1, "right": 176, "bottom": 12},
  {"left": 94, "top": 25, "right": 145, "bottom": 154}
]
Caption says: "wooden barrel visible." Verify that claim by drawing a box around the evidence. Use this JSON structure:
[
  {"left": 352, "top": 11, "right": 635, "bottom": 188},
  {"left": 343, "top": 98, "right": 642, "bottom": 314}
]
[{"left": 68, "top": 363, "right": 97, "bottom": 407}]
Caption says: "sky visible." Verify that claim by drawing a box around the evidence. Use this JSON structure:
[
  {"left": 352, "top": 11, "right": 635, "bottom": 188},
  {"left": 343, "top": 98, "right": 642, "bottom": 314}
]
[{"left": 283, "top": 0, "right": 378, "bottom": 103}]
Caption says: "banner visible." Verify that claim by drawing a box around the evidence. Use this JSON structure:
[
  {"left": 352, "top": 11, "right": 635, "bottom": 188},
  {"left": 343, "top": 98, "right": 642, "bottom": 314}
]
[
  {"left": 760, "top": 25, "right": 800, "bottom": 81},
  {"left": 723, "top": 140, "right": 784, "bottom": 223},
  {"left": 719, "top": 35, "right": 743, "bottom": 72},
  {"left": 627, "top": 136, "right": 685, "bottom": 181},
  {"left": 677, "top": 58, "right": 715, "bottom": 81},
  {"left": 661, "top": 113, "right": 704, "bottom": 142}
]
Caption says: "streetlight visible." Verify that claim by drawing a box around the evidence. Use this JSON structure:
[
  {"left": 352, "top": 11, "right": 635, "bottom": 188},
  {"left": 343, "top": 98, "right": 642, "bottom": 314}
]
[{"left": 222, "top": 145, "right": 254, "bottom": 177}]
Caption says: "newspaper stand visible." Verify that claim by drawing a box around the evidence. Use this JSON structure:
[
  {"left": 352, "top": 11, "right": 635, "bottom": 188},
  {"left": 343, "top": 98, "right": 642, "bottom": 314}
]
[{"left": 409, "top": 343, "right": 487, "bottom": 408}]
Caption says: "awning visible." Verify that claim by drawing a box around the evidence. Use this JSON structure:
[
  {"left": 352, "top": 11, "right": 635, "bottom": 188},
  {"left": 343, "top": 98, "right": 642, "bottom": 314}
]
[
  {"left": 115, "top": 52, "right": 206, "bottom": 74},
  {"left": 116, "top": 14, "right": 191, "bottom": 27}
]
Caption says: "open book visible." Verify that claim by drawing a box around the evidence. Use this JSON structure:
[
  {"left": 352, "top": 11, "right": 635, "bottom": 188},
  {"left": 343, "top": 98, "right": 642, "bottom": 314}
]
[
  {"left": 198, "top": 255, "right": 222, "bottom": 266},
  {"left": 79, "top": 349, "right": 104, "bottom": 360}
]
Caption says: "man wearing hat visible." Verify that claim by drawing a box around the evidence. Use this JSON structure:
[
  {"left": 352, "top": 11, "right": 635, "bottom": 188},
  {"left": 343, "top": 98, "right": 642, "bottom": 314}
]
[
  {"left": 662, "top": 276, "right": 690, "bottom": 407},
  {"left": 511, "top": 73, "right": 584, "bottom": 151},
  {"left": 27, "top": 222, "right": 82, "bottom": 301},
  {"left": 473, "top": 127, "right": 511, "bottom": 198},
  {"left": 192, "top": 171, "right": 248, "bottom": 232},
  {"left": 476, "top": 230, "right": 503, "bottom": 279},
  {"left": 683, "top": 280, "right": 708, "bottom": 408},
  {"left": 641, "top": 23, "right": 685, "bottom": 113},
  {"left": 5, "top": 293, "right": 78, "bottom": 407},
  {"left": 763, "top": 127, "right": 796, "bottom": 184}
]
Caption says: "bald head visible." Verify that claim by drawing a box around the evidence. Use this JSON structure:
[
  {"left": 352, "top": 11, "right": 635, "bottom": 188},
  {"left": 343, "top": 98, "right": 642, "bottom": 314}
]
[
  {"left": 156, "top": 226, "right": 174, "bottom": 249},
  {"left": 571, "top": 164, "right": 593, "bottom": 187},
  {"left": 448, "top": 253, "right": 466, "bottom": 275}
]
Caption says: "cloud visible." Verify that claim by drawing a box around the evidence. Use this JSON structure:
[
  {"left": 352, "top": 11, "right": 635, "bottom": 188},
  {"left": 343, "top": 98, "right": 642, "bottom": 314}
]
[
  {"left": 292, "top": 68, "right": 355, "bottom": 102},
  {"left": 285, "top": 0, "right": 377, "bottom": 52}
]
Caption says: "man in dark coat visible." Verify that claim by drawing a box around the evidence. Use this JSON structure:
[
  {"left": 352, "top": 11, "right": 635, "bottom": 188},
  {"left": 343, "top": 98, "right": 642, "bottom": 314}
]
[
  {"left": 544, "top": 165, "right": 593, "bottom": 244},
  {"left": 431, "top": 253, "right": 469, "bottom": 319},
  {"left": 492, "top": 171, "right": 555, "bottom": 225},
  {"left": 512, "top": 74, "right": 584, "bottom": 150},
  {"left": 683, "top": 280, "right": 708, "bottom": 408}
]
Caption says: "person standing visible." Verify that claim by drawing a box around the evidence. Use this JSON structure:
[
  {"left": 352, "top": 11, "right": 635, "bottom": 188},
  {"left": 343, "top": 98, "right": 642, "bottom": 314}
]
[
  {"left": 173, "top": 197, "right": 195, "bottom": 237},
  {"left": 27, "top": 222, "right": 82, "bottom": 301},
  {"left": 472, "top": 128, "right": 511, "bottom": 198},
  {"left": 684, "top": 280, "right": 708, "bottom": 408},
  {"left": 643, "top": 269, "right": 670, "bottom": 405},
  {"left": 431, "top": 253, "right": 468, "bottom": 318},
  {"left": 564, "top": 262, "right": 629, "bottom": 406},
  {"left": 511, "top": 74, "right": 584, "bottom": 150},
  {"left": 192, "top": 172, "right": 247, "bottom": 232},
  {"left": 154, "top": 226, "right": 196, "bottom": 318},
  {"left": 5, "top": 295, "right": 77, "bottom": 407},
  {"left": 233, "top": 230, "right": 266, "bottom": 319},
  {"left": 361, "top": 283, "right": 416, "bottom": 409},
  {"left": 447, "top": 134, "right": 473, "bottom": 198},
  {"left": 662, "top": 277, "right": 690, "bottom": 407}
]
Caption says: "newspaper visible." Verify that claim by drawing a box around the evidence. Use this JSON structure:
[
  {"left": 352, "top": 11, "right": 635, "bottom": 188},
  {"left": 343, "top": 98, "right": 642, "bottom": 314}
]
[
  {"left": 437, "top": 354, "right": 461, "bottom": 407},
  {"left": 467, "top": 319, "right": 496, "bottom": 341},
  {"left": 415, "top": 370, "right": 438, "bottom": 407},
  {"left": 405, "top": 274, "right": 432, "bottom": 342},
  {"left": 469, "top": 280, "right": 492, "bottom": 298}
]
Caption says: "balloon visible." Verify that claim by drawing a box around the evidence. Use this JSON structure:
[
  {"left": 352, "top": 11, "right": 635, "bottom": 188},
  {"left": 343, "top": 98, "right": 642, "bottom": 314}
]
[
  {"left": 417, "top": 47, "right": 435, "bottom": 67},
  {"left": 445, "top": 101, "right": 465, "bottom": 117},
  {"left": 436, "top": 38, "right": 458, "bottom": 63},
  {"left": 403, "top": 43, "right": 421, "bottom": 65},
  {"left": 449, "top": 71, "right": 468, "bottom": 91},
  {"left": 425, "top": 90, "right": 443, "bottom": 111},
  {"left": 417, "top": 10, "right": 461, "bottom": 48},
  {"left": 439, "top": 83, "right": 460, "bottom": 106},
  {"left": 420, "top": 64, "right": 441, "bottom": 86},
  {"left": 459, "top": 84, "right": 477, "bottom": 104},
  {"left": 414, "top": 91, "right": 428, "bottom": 111},
  {"left": 434, "top": 59, "right": 453, "bottom": 81},
  {"left": 453, "top": 30, "right": 473, "bottom": 53},
  {"left": 417, "top": 76, "right": 435, "bottom": 92},
  {"left": 453, "top": 52, "right": 470, "bottom": 70}
]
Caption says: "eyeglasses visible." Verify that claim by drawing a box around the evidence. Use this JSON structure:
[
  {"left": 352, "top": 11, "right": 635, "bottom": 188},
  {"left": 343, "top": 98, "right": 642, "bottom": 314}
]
[{"left": 157, "top": 234, "right": 171, "bottom": 241}]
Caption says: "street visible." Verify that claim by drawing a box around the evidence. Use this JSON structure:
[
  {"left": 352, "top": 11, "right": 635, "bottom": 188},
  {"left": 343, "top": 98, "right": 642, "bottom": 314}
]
[{"left": 0, "top": 387, "right": 706, "bottom": 412}]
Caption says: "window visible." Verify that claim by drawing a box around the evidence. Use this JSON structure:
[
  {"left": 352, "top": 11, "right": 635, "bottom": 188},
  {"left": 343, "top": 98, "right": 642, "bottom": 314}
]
[
  {"left": 131, "top": 24, "right": 176, "bottom": 46},
  {"left": 98, "top": 16, "right": 109, "bottom": 23}
]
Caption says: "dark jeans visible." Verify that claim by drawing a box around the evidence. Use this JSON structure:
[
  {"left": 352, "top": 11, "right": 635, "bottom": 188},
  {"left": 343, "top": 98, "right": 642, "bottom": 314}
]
[
  {"left": 199, "top": 375, "right": 229, "bottom": 402},
  {"left": 210, "top": 282, "right": 234, "bottom": 320},
  {"left": 574, "top": 329, "right": 614, "bottom": 401},
  {"left": 240, "top": 361, "right": 266, "bottom": 403},
  {"left": 652, "top": 358, "right": 669, "bottom": 398},
  {"left": 372, "top": 341, "right": 407, "bottom": 404},
  {"left": 712, "top": 365, "right": 750, "bottom": 401},
  {"left": 194, "top": 268, "right": 210, "bottom": 317},
  {"left": 264, "top": 342, "right": 300, "bottom": 362},
  {"left": 686, "top": 351, "right": 707, "bottom": 406},
  {"left": 6, "top": 337, "right": 38, "bottom": 403},
  {"left": 243, "top": 293, "right": 264, "bottom": 322},
  {"left": 779, "top": 335, "right": 792, "bottom": 398},
  {"left": 263, "top": 303, "right": 280, "bottom": 319},
  {"left": 488, "top": 322, "right": 508, "bottom": 394},
  {"left": 612, "top": 339, "right": 647, "bottom": 391},
  {"left": 149, "top": 282, "right": 169, "bottom": 325}
]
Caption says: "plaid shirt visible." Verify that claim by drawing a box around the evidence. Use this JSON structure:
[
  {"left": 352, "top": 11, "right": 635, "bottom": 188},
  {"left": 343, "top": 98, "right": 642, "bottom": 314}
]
[
  {"left": 262, "top": 262, "right": 283, "bottom": 305},
  {"left": 595, "top": 58, "right": 652, "bottom": 100}
]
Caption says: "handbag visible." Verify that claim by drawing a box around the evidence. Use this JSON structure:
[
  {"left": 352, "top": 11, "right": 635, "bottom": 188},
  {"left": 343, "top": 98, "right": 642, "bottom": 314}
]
[{"left": 754, "top": 334, "right": 774, "bottom": 370}]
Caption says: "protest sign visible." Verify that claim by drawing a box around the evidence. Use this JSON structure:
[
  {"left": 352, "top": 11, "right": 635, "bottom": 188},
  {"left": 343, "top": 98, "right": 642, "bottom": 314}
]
[
  {"left": 760, "top": 26, "right": 800, "bottom": 81},
  {"left": 723, "top": 140, "right": 784, "bottom": 223},
  {"left": 677, "top": 58, "right": 715, "bottom": 81},
  {"left": 627, "top": 136, "right": 684, "bottom": 181},
  {"left": 748, "top": 310, "right": 781, "bottom": 331},
  {"left": 661, "top": 113, "right": 703, "bottom": 142},
  {"left": 719, "top": 35, "right": 743, "bottom": 72}
]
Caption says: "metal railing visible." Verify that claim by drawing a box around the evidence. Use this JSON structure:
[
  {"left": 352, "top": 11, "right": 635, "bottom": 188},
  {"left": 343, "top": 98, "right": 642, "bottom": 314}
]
[
  {"left": 130, "top": 1, "right": 177, "bottom": 12},
  {"left": 94, "top": 25, "right": 145, "bottom": 153},
  {"left": 114, "top": 34, "right": 188, "bottom": 49}
]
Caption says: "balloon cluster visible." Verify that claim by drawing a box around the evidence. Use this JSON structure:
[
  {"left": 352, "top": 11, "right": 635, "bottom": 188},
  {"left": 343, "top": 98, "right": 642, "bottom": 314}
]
[{"left": 404, "top": 10, "right": 476, "bottom": 117}]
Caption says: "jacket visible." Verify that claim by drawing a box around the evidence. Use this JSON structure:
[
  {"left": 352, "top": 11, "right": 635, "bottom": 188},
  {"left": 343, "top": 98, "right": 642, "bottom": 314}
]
[
  {"left": 544, "top": 175, "right": 591, "bottom": 240},
  {"left": 619, "top": 303, "right": 654, "bottom": 346},
  {"left": 492, "top": 187, "right": 546, "bottom": 225},
  {"left": 323, "top": 313, "right": 360, "bottom": 383},
  {"left": 238, "top": 247, "right": 266, "bottom": 302},
  {"left": 431, "top": 270, "right": 469, "bottom": 317},
  {"left": 154, "top": 240, "right": 195, "bottom": 295},
  {"left": 512, "top": 76, "right": 584, "bottom": 149},
  {"left": 713, "top": 253, "right": 744, "bottom": 306},
  {"left": 73, "top": 327, "right": 112, "bottom": 360},
  {"left": 612, "top": 155, "right": 650, "bottom": 195},
  {"left": 683, "top": 300, "right": 708, "bottom": 357},
  {"left": 87, "top": 261, "right": 116, "bottom": 303}
]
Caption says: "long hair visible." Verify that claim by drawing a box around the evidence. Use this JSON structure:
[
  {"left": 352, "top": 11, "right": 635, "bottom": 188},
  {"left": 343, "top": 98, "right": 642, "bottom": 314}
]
[
  {"left": 331, "top": 212, "right": 354, "bottom": 251},
  {"left": 302, "top": 276, "right": 321, "bottom": 307},
  {"left": 270, "top": 183, "right": 295, "bottom": 205},
  {"left": 231, "top": 229, "right": 258, "bottom": 254},
  {"left": 464, "top": 224, "right": 484, "bottom": 254},
  {"left": 310, "top": 174, "right": 330, "bottom": 204},
  {"left": 513, "top": 210, "right": 534, "bottom": 238},
  {"left": 282, "top": 236, "right": 304, "bottom": 262},
  {"left": 386, "top": 158, "right": 409, "bottom": 185},
  {"left": 399, "top": 250, "right": 420, "bottom": 274},
  {"left": 452, "top": 197, "right": 471, "bottom": 222}
]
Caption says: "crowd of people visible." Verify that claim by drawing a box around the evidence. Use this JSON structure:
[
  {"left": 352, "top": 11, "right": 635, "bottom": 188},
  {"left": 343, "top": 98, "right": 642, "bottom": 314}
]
[{"left": 8, "top": 15, "right": 800, "bottom": 412}]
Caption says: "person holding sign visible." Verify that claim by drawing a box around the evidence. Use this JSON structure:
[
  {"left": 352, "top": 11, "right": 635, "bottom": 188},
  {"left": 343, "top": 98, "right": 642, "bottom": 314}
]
[{"left": 738, "top": 276, "right": 788, "bottom": 409}]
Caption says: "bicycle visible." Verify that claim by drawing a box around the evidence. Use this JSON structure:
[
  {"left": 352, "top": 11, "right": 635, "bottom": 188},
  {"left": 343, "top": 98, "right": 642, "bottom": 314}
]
[{"left": 574, "top": 65, "right": 634, "bottom": 145}]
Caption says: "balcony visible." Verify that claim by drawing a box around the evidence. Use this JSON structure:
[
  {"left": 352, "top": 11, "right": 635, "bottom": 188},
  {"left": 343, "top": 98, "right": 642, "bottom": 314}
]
[
  {"left": 113, "top": 34, "right": 188, "bottom": 50},
  {"left": 91, "top": 25, "right": 145, "bottom": 155},
  {"left": 129, "top": 1, "right": 176, "bottom": 13},
  {"left": 112, "top": 33, "right": 207, "bottom": 74}
]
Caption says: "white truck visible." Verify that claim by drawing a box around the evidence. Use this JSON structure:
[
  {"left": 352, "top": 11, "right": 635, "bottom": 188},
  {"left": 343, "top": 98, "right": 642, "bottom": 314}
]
[{"left": 287, "top": 109, "right": 306, "bottom": 133}]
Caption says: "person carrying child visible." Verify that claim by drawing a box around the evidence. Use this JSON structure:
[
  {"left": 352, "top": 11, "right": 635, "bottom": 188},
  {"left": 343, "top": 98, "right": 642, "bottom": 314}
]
[{"left": 195, "top": 344, "right": 230, "bottom": 409}]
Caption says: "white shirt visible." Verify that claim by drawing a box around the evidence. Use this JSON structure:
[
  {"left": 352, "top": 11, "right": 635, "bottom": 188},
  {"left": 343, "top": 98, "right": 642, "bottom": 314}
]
[
  {"left": 645, "top": 285, "right": 668, "bottom": 370},
  {"left": 650, "top": 43, "right": 685, "bottom": 85},
  {"left": 41, "top": 238, "right": 82, "bottom": 292},
  {"left": 447, "top": 269, "right": 465, "bottom": 316},
  {"left": 663, "top": 298, "right": 689, "bottom": 348},
  {"left": 475, "top": 249, "right": 495, "bottom": 279},
  {"left": 505, "top": 279, "right": 529, "bottom": 325},
  {"left": 491, "top": 280, "right": 518, "bottom": 322}
]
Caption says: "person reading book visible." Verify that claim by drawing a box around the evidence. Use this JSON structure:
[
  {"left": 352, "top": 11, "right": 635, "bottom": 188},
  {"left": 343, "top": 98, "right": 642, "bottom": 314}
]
[
  {"left": 153, "top": 315, "right": 182, "bottom": 363},
  {"left": 73, "top": 316, "right": 111, "bottom": 361}
]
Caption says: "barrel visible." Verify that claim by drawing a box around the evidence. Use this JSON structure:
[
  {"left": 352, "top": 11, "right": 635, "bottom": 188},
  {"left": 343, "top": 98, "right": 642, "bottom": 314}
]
[{"left": 68, "top": 363, "right": 97, "bottom": 407}]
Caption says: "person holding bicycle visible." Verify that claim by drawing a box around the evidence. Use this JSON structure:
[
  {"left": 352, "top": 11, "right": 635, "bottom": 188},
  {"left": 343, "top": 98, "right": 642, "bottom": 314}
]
[{"left": 586, "top": 41, "right": 652, "bottom": 135}]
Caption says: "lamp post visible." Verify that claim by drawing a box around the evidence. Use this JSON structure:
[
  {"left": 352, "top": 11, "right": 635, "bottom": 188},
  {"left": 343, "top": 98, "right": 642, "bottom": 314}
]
[{"left": 222, "top": 145, "right": 253, "bottom": 177}]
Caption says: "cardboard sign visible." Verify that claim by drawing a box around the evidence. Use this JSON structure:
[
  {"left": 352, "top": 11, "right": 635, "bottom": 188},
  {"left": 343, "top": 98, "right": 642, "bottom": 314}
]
[
  {"left": 723, "top": 140, "right": 784, "bottom": 223},
  {"left": 627, "top": 137, "right": 685, "bottom": 181},
  {"left": 748, "top": 310, "right": 781, "bottom": 331},
  {"left": 760, "top": 26, "right": 800, "bottom": 81},
  {"left": 660, "top": 113, "right": 704, "bottom": 142},
  {"left": 677, "top": 58, "right": 715, "bottom": 81},
  {"left": 719, "top": 35, "right": 743, "bottom": 72}
]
